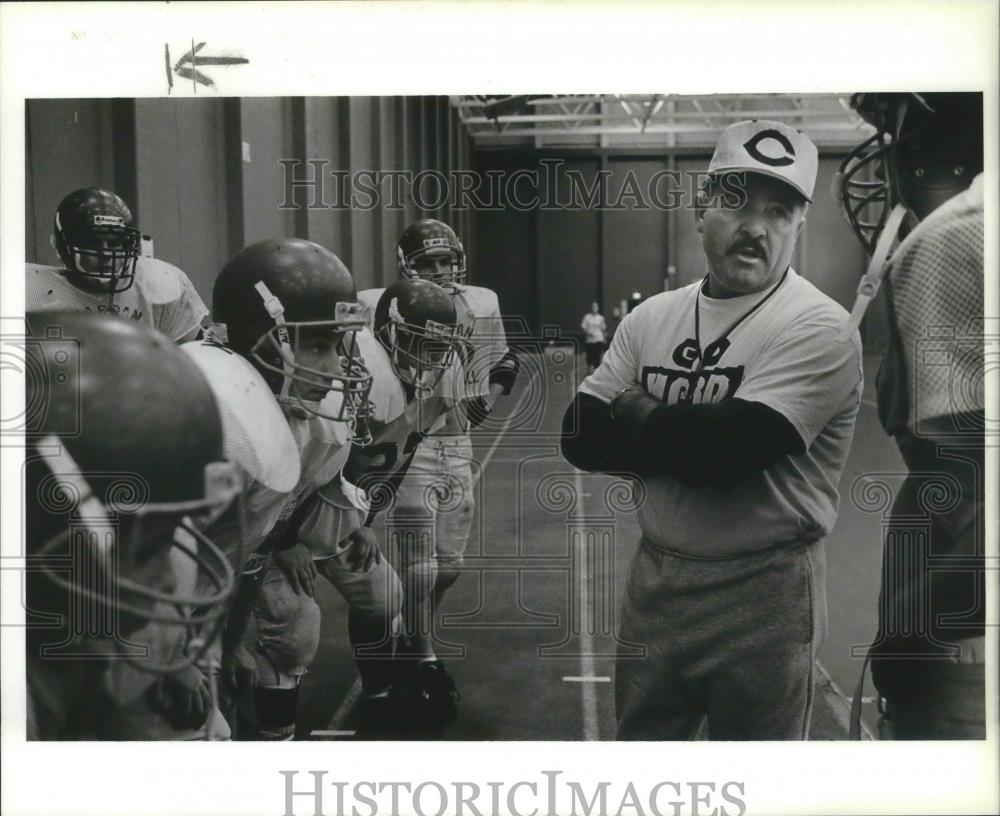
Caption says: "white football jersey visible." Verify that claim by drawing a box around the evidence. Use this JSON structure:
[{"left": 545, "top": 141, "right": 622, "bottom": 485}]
[
  {"left": 355, "top": 327, "right": 462, "bottom": 472},
  {"left": 183, "top": 341, "right": 300, "bottom": 565},
  {"left": 26, "top": 258, "right": 208, "bottom": 343},
  {"left": 183, "top": 340, "right": 353, "bottom": 567},
  {"left": 359, "top": 284, "right": 508, "bottom": 399},
  {"left": 357, "top": 287, "right": 383, "bottom": 320},
  {"left": 182, "top": 340, "right": 300, "bottom": 493},
  {"left": 281, "top": 396, "right": 354, "bottom": 525},
  {"left": 447, "top": 283, "right": 509, "bottom": 399}
]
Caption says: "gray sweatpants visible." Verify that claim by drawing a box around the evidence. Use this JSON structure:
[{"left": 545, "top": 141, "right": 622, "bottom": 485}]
[{"left": 615, "top": 536, "right": 827, "bottom": 740}]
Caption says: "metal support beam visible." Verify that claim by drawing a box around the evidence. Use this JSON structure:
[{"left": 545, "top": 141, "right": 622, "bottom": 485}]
[{"left": 451, "top": 93, "right": 873, "bottom": 149}]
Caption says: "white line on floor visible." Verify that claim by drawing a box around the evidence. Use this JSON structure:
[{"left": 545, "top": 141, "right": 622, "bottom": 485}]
[
  {"left": 311, "top": 730, "right": 356, "bottom": 737},
  {"left": 563, "top": 676, "right": 611, "bottom": 683},
  {"left": 814, "top": 659, "right": 875, "bottom": 740},
  {"left": 574, "top": 467, "right": 601, "bottom": 742},
  {"left": 324, "top": 679, "right": 362, "bottom": 734},
  {"left": 861, "top": 398, "right": 879, "bottom": 410}
]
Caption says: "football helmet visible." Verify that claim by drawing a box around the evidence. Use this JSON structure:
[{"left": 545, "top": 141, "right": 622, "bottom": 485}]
[
  {"left": 838, "top": 93, "right": 984, "bottom": 253},
  {"left": 211, "top": 238, "right": 373, "bottom": 439},
  {"left": 397, "top": 219, "right": 467, "bottom": 285},
  {"left": 373, "top": 279, "right": 459, "bottom": 399},
  {"left": 25, "top": 311, "right": 239, "bottom": 674},
  {"left": 52, "top": 188, "right": 141, "bottom": 300}
]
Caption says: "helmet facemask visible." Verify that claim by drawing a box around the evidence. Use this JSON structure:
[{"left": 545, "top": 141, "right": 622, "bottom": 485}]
[
  {"left": 55, "top": 212, "right": 141, "bottom": 304},
  {"left": 838, "top": 93, "right": 936, "bottom": 253},
  {"left": 248, "top": 283, "right": 374, "bottom": 442},
  {"left": 398, "top": 243, "right": 467, "bottom": 286},
  {"left": 378, "top": 301, "right": 459, "bottom": 399},
  {"left": 834, "top": 93, "right": 978, "bottom": 342},
  {"left": 31, "top": 439, "right": 241, "bottom": 676}
]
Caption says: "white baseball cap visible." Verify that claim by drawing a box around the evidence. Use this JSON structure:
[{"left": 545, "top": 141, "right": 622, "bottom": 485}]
[{"left": 708, "top": 119, "right": 819, "bottom": 202}]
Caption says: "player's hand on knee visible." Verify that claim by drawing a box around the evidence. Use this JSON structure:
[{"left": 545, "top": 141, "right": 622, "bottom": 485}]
[
  {"left": 221, "top": 643, "right": 257, "bottom": 700},
  {"left": 341, "top": 527, "right": 382, "bottom": 573},
  {"left": 273, "top": 543, "right": 317, "bottom": 597},
  {"left": 147, "top": 664, "right": 212, "bottom": 730}
]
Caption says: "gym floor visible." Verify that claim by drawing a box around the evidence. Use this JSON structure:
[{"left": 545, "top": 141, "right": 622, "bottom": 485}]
[{"left": 286, "top": 351, "right": 898, "bottom": 741}]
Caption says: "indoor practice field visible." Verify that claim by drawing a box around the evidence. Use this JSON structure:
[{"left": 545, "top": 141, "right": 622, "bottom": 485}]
[{"left": 288, "top": 352, "right": 899, "bottom": 741}]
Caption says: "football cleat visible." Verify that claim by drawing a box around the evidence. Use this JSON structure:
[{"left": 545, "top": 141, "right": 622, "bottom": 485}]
[{"left": 414, "top": 660, "right": 461, "bottom": 726}]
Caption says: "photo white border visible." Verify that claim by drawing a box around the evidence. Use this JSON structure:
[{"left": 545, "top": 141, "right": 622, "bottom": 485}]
[{"left": 2, "top": 2, "right": 997, "bottom": 815}]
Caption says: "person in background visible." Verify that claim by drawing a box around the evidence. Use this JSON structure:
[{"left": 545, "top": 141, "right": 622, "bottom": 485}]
[
  {"left": 358, "top": 221, "right": 519, "bottom": 731},
  {"left": 581, "top": 301, "right": 607, "bottom": 374}
]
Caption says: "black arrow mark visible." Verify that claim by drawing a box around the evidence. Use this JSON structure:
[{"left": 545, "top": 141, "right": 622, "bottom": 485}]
[{"left": 166, "top": 40, "right": 249, "bottom": 93}]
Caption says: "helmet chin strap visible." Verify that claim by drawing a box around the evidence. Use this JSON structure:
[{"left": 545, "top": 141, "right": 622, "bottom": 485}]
[
  {"left": 412, "top": 368, "right": 437, "bottom": 399},
  {"left": 253, "top": 281, "right": 296, "bottom": 404},
  {"left": 103, "top": 262, "right": 120, "bottom": 311},
  {"left": 286, "top": 398, "right": 320, "bottom": 420},
  {"left": 839, "top": 203, "right": 909, "bottom": 341},
  {"left": 388, "top": 324, "right": 434, "bottom": 399}
]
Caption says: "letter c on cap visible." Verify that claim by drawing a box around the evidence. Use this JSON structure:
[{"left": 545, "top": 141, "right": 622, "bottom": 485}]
[{"left": 743, "top": 130, "right": 796, "bottom": 167}]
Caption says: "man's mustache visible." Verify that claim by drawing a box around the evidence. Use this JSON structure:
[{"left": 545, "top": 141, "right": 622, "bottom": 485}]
[{"left": 727, "top": 239, "right": 767, "bottom": 261}]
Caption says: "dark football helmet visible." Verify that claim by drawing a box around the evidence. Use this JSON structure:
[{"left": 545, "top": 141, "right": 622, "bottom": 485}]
[
  {"left": 373, "top": 279, "right": 459, "bottom": 398},
  {"left": 838, "top": 92, "right": 984, "bottom": 253},
  {"left": 211, "top": 238, "right": 373, "bottom": 440},
  {"left": 52, "top": 188, "right": 141, "bottom": 299},
  {"left": 24, "top": 311, "right": 239, "bottom": 674},
  {"left": 397, "top": 219, "right": 467, "bottom": 285}
]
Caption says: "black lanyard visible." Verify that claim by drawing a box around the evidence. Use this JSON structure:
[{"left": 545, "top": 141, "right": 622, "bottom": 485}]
[{"left": 693, "top": 269, "right": 789, "bottom": 373}]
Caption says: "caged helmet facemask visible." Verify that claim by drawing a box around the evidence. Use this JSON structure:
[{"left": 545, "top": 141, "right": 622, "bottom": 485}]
[
  {"left": 31, "top": 439, "right": 242, "bottom": 675},
  {"left": 835, "top": 92, "right": 984, "bottom": 341},
  {"left": 836, "top": 93, "right": 944, "bottom": 254},
  {"left": 243, "top": 283, "right": 374, "bottom": 442},
  {"left": 53, "top": 188, "right": 142, "bottom": 304},
  {"left": 211, "top": 238, "right": 376, "bottom": 446},
  {"left": 378, "top": 297, "right": 459, "bottom": 400},
  {"left": 397, "top": 219, "right": 467, "bottom": 286}
]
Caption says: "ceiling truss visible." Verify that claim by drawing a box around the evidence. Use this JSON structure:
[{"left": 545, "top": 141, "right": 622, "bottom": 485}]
[{"left": 452, "top": 94, "right": 872, "bottom": 149}]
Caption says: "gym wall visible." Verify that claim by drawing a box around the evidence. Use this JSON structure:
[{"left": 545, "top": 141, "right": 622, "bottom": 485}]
[
  {"left": 24, "top": 97, "right": 886, "bottom": 351},
  {"left": 471, "top": 148, "right": 888, "bottom": 352},
  {"left": 25, "top": 96, "right": 472, "bottom": 309}
]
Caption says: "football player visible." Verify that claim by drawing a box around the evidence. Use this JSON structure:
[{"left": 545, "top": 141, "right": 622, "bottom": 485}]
[
  {"left": 26, "top": 187, "right": 208, "bottom": 342},
  {"left": 274, "top": 281, "right": 461, "bottom": 737},
  {"left": 359, "top": 231, "right": 514, "bottom": 728},
  {"left": 96, "top": 237, "right": 376, "bottom": 741},
  {"left": 24, "top": 311, "right": 238, "bottom": 739},
  {"left": 839, "top": 93, "right": 986, "bottom": 739},
  {"left": 357, "top": 220, "right": 519, "bottom": 726},
  {"left": 239, "top": 277, "right": 462, "bottom": 739},
  {"left": 198, "top": 237, "right": 376, "bottom": 740}
]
